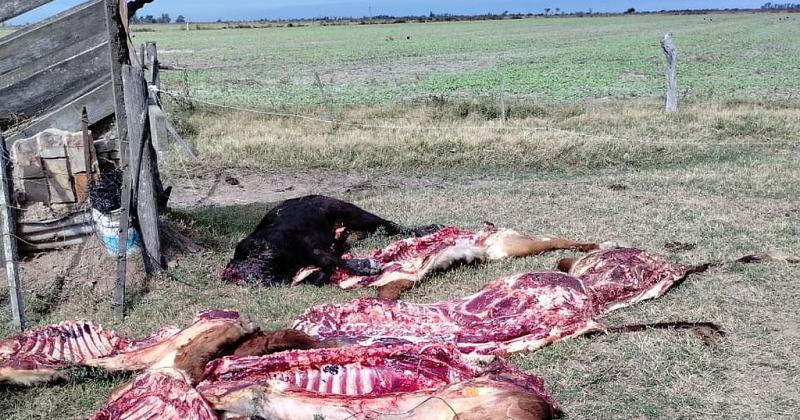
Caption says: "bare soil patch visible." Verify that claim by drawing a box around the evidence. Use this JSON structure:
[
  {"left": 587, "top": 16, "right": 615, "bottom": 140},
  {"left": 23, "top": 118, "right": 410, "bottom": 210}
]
[
  {"left": 167, "top": 169, "right": 445, "bottom": 208},
  {"left": 5, "top": 236, "right": 149, "bottom": 325}
]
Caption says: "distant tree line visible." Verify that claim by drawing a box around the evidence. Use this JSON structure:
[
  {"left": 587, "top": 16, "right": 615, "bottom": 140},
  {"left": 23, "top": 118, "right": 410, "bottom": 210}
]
[
  {"left": 130, "top": 13, "right": 187, "bottom": 24},
  {"left": 129, "top": 5, "right": 798, "bottom": 27},
  {"left": 761, "top": 3, "right": 800, "bottom": 9},
  {"left": 241, "top": 6, "right": 793, "bottom": 25}
]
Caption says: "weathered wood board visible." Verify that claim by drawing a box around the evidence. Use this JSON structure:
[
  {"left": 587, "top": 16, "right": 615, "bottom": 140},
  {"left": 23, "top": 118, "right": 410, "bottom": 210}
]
[
  {"left": 1, "top": 1, "right": 114, "bottom": 137},
  {"left": 0, "top": 0, "right": 106, "bottom": 86},
  {"left": 7, "top": 81, "right": 114, "bottom": 143},
  {"left": 0, "top": 44, "right": 110, "bottom": 124}
]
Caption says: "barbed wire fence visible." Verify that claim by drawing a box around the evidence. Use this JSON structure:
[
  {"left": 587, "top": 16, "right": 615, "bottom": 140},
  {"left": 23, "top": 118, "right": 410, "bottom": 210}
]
[{"left": 152, "top": 86, "right": 800, "bottom": 148}]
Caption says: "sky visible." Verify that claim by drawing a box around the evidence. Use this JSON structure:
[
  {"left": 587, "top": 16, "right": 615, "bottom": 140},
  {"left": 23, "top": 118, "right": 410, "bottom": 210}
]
[{"left": 7, "top": 1, "right": 767, "bottom": 25}]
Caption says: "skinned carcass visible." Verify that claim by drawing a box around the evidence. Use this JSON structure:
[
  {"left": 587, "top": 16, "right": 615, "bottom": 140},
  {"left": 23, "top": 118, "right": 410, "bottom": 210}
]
[
  {"left": 294, "top": 272, "right": 603, "bottom": 360},
  {"left": 89, "top": 316, "right": 353, "bottom": 419},
  {"left": 0, "top": 310, "right": 256, "bottom": 386},
  {"left": 296, "top": 224, "right": 599, "bottom": 299},
  {"left": 197, "top": 342, "right": 561, "bottom": 419},
  {"left": 295, "top": 247, "right": 728, "bottom": 359},
  {"left": 88, "top": 311, "right": 263, "bottom": 420},
  {"left": 560, "top": 247, "right": 799, "bottom": 313},
  {"left": 91, "top": 368, "right": 217, "bottom": 420},
  {"left": 0, "top": 320, "right": 121, "bottom": 386},
  {"left": 562, "top": 248, "right": 690, "bottom": 313}
]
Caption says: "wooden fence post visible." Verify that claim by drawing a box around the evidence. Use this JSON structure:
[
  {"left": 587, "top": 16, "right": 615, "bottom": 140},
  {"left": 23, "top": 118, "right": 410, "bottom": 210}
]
[
  {"left": 499, "top": 73, "right": 507, "bottom": 124},
  {"left": 661, "top": 32, "right": 678, "bottom": 113},
  {"left": 105, "top": 0, "right": 132, "bottom": 318},
  {"left": 0, "top": 128, "right": 25, "bottom": 331},
  {"left": 148, "top": 105, "right": 168, "bottom": 161},
  {"left": 144, "top": 42, "right": 168, "bottom": 160},
  {"left": 76, "top": 107, "right": 94, "bottom": 204},
  {"left": 139, "top": 43, "right": 145, "bottom": 69},
  {"left": 145, "top": 42, "right": 159, "bottom": 92}
]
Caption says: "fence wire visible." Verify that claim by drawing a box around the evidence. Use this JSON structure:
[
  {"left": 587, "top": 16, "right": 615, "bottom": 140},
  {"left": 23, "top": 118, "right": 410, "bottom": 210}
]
[{"left": 153, "top": 87, "right": 800, "bottom": 148}]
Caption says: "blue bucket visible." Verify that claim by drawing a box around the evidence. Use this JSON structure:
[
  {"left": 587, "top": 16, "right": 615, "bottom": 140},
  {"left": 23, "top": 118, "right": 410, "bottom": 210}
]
[{"left": 92, "top": 209, "right": 142, "bottom": 257}]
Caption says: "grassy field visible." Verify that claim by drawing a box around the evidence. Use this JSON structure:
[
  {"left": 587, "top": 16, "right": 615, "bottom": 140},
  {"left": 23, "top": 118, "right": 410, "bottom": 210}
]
[
  {"left": 139, "top": 13, "right": 800, "bottom": 109},
  {"left": 2, "top": 13, "right": 800, "bottom": 419}
]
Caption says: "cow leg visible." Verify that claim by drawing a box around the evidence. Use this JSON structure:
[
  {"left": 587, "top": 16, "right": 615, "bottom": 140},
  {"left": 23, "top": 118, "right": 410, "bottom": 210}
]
[
  {"left": 331, "top": 202, "right": 406, "bottom": 236},
  {"left": 490, "top": 232, "right": 599, "bottom": 259},
  {"left": 601, "top": 322, "right": 725, "bottom": 347}
]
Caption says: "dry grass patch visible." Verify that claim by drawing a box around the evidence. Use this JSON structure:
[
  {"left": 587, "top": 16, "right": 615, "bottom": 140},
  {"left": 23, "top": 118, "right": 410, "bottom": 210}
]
[{"left": 166, "top": 99, "right": 798, "bottom": 173}]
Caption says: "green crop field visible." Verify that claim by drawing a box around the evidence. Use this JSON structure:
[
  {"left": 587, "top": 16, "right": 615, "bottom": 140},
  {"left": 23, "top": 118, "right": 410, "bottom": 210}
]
[
  {"left": 137, "top": 13, "right": 800, "bottom": 109},
  {"left": 2, "top": 12, "right": 799, "bottom": 420}
]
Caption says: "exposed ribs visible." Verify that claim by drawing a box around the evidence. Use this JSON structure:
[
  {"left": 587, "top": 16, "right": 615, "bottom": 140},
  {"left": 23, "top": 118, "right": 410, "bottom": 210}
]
[
  {"left": 202, "top": 342, "right": 481, "bottom": 393},
  {"left": 0, "top": 320, "right": 122, "bottom": 385},
  {"left": 89, "top": 311, "right": 259, "bottom": 419},
  {"left": 197, "top": 342, "right": 561, "bottom": 419},
  {"left": 91, "top": 368, "right": 217, "bottom": 420},
  {"left": 569, "top": 248, "right": 688, "bottom": 313},
  {"left": 294, "top": 272, "right": 602, "bottom": 360},
  {"left": 0, "top": 310, "right": 256, "bottom": 386},
  {"left": 296, "top": 247, "right": 704, "bottom": 358}
]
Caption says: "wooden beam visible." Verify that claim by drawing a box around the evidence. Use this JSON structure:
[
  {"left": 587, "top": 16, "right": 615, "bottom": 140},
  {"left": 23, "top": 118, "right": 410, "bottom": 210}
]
[
  {"left": 6, "top": 80, "right": 114, "bottom": 144},
  {"left": 123, "top": 65, "right": 161, "bottom": 274},
  {"left": 104, "top": 0, "right": 130, "bottom": 150},
  {"left": 0, "top": 128, "right": 25, "bottom": 331},
  {"left": 165, "top": 118, "right": 197, "bottom": 160},
  {"left": 144, "top": 42, "right": 166, "bottom": 160},
  {"left": 105, "top": 0, "right": 131, "bottom": 318},
  {"left": 0, "top": 0, "right": 56, "bottom": 24},
  {"left": 138, "top": 43, "right": 145, "bottom": 69},
  {"left": 138, "top": 140, "right": 162, "bottom": 273},
  {"left": 0, "top": 0, "right": 106, "bottom": 85},
  {"left": 148, "top": 104, "right": 167, "bottom": 161},
  {"left": 123, "top": 67, "right": 147, "bottom": 202}
]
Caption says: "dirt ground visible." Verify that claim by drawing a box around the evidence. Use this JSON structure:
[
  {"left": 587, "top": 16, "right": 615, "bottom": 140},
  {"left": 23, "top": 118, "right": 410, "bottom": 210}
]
[
  {"left": 166, "top": 168, "right": 445, "bottom": 208},
  {"left": 8, "top": 235, "right": 149, "bottom": 324}
]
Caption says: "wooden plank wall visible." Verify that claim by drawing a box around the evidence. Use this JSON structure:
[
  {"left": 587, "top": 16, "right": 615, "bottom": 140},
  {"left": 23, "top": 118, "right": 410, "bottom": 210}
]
[{"left": 0, "top": 0, "right": 114, "bottom": 140}]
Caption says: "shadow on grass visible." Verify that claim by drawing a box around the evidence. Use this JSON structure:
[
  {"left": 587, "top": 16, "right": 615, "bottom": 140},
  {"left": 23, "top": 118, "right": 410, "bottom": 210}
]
[{"left": 166, "top": 202, "right": 272, "bottom": 249}]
